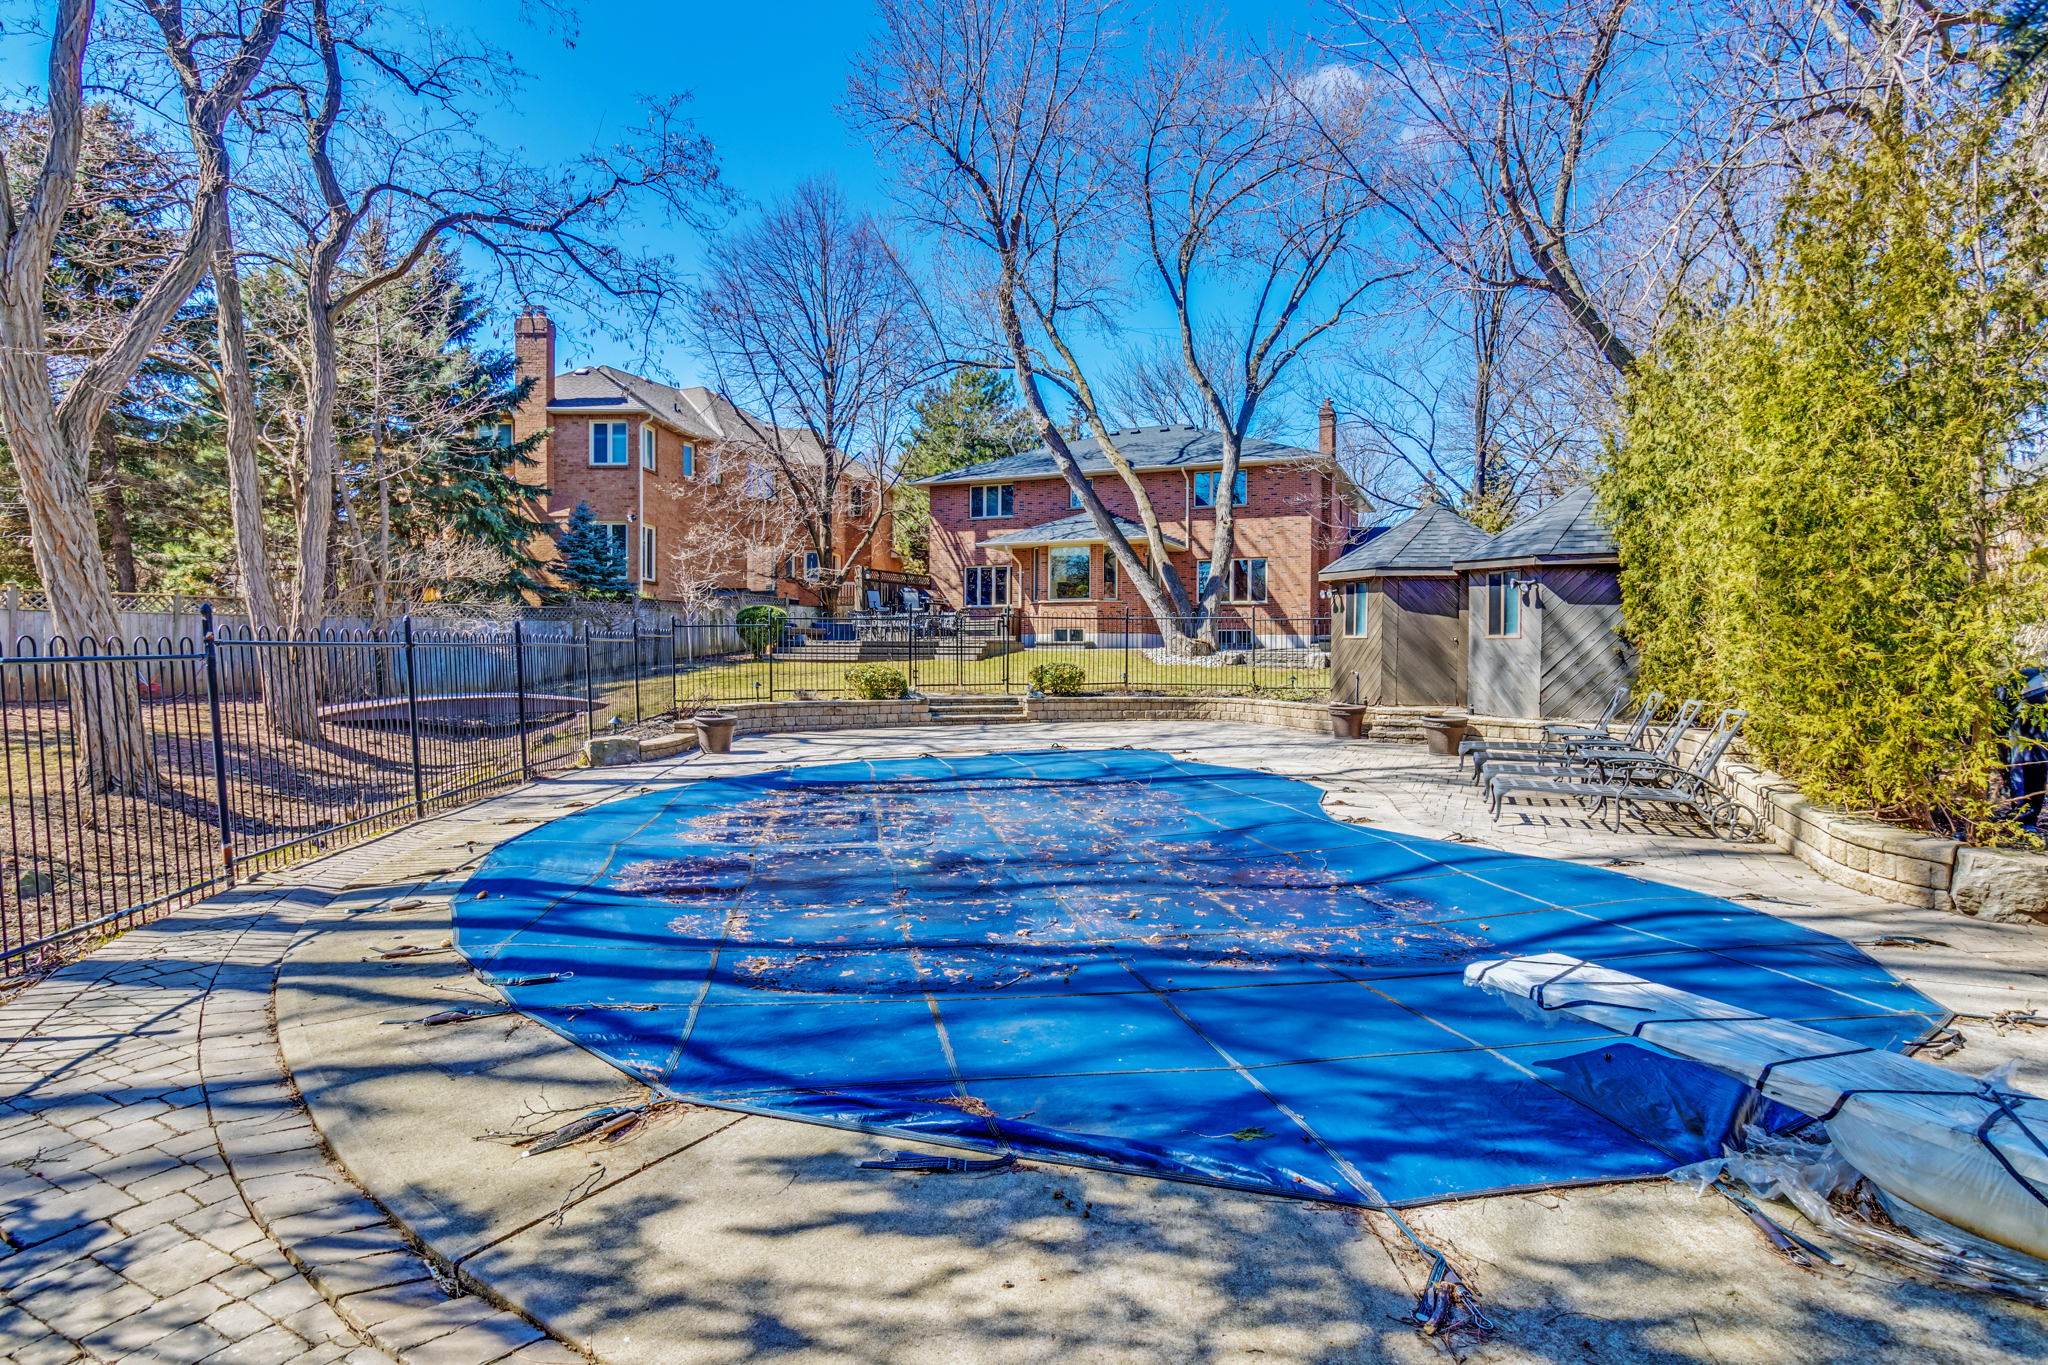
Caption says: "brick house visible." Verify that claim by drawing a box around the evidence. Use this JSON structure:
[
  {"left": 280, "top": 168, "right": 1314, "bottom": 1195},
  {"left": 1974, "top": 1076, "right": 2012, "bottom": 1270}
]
[
  {"left": 909, "top": 413, "right": 1360, "bottom": 646},
  {"left": 510, "top": 308, "right": 902, "bottom": 608}
]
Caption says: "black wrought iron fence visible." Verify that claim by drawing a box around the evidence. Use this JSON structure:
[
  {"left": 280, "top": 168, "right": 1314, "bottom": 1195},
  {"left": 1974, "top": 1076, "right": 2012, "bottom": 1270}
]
[
  {"left": 2, "top": 606, "right": 1329, "bottom": 970},
  {"left": 663, "top": 609, "right": 1330, "bottom": 707}
]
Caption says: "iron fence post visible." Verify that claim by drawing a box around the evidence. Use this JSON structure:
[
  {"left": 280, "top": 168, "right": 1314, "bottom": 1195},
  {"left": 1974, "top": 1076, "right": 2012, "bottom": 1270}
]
[
  {"left": 199, "top": 604, "right": 235, "bottom": 885},
  {"left": 671, "top": 620, "right": 681, "bottom": 714},
  {"left": 401, "top": 617, "right": 426, "bottom": 817},
  {"left": 582, "top": 624, "right": 594, "bottom": 740},
  {"left": 1122, "top": 612, "right": 1131, "bottom": 690},
  {"left": 513, "top": 618, "right": 531, "bottom": 779},
  {"left": 631, "top": 620, "right": 643, "bottom": 725}
]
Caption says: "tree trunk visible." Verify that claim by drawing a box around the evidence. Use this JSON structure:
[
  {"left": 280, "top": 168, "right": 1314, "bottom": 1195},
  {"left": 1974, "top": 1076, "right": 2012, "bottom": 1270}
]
[
  {"left": 95, "top": 421, "right": 138, "bottom": 593},
  {"left": 0, "top": 351, "right": 157, "bottom": 793},
  {"left": 211, "top": 225, "right": 318, "bottom": 737}
]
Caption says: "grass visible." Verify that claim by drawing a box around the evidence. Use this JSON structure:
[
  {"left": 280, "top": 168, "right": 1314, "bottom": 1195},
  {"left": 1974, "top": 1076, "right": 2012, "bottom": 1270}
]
[{"left": 664, "top": 646, "right": 1331, "bottom": 705}]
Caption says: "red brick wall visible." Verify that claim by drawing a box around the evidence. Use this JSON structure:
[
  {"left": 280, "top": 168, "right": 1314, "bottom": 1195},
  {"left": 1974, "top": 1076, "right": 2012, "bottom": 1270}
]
[
  {"left": 511, "top": 313, "right": 899, "bottom": 606},
  {"left": 925, "top": 463, "right": 1353, "bottom": 636}
]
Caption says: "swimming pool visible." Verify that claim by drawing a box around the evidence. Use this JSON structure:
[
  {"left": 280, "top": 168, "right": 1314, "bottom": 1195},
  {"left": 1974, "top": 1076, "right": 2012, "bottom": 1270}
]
[{"left": 455, "top": 748, "right": 1944, "bottom": 1207}]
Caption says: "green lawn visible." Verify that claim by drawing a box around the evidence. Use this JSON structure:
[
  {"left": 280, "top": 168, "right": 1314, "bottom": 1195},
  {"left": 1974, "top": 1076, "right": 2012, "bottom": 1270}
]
[{"left": 659, "top": 646, "right": 1330, "bottom": 705}]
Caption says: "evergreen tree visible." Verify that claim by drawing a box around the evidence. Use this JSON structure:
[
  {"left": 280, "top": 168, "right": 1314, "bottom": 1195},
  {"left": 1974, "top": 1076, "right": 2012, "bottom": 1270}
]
[
  {"left": 1605, "top": 112, "right": 2048, "bottom": 840},
  {"left": 892, "top": 368, "right": 1036, "bottom": 568},
  {"left": 553, "top": 501, "right": 633, "bottom": 599}
]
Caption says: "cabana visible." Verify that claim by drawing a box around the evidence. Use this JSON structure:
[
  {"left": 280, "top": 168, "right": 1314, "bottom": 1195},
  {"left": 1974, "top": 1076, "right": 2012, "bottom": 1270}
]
[
  {"left": 1456, "top": 486, "right": 1634, "bottom": 720},
  {"left": 1321, "top": 504, "right": 1490, "bottom": 707}
]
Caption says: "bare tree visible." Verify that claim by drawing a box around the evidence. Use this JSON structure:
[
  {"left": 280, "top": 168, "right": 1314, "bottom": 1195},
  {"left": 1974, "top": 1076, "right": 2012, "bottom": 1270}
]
[
  {"left": 1129, "top": 38, "right": 1396, "bottom": 627},
  {"left": 687, "top": 180, "right": 935, "bottom": 611},
  {"left": 0, "top": 0, "right": 282, "bottom": 791},
  {"left": 217, "top": 0, "right": 720, "bottom": 734},
  {"left": 853, "top": 0, "right": 1205, "bottom": 642}
]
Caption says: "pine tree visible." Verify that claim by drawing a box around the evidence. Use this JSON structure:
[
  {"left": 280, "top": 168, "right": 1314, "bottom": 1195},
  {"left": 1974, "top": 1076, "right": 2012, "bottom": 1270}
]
[
  {"left": 892, "top": 368, "right": 1036, "bottom": 568},
  {"left": 553, "top": 501, "right": 633, "bottom": 600}
]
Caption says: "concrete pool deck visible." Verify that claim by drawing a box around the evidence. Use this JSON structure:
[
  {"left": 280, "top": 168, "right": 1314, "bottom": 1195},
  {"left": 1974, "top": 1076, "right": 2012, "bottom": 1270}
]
[{"left": 8, "top": 721, "right": 2048, "bottom": 1363}]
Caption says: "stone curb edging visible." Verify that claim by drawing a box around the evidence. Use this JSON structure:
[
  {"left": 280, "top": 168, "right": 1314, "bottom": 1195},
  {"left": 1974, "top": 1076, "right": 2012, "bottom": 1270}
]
[{"left": 197, "top": 874, "right": 586, "bottom": 1364}]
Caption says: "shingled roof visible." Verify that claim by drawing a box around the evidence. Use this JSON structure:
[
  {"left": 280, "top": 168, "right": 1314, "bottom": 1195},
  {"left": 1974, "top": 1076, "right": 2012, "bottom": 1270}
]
[
  {"left": 978, "top": 512, "right": 1186, "bottom": 551},
  {"left": 906, "top": 426, "right": 1323, "bottom": 486},
  {"left": 1455, "top": 486, "right": 1618, "bottom": 568},
  {"left": 547, "top": 365, "right": 831, "bottom": 464},
  {"left": 1320, "top": 504, "right": 1491, "bottom": 580}
]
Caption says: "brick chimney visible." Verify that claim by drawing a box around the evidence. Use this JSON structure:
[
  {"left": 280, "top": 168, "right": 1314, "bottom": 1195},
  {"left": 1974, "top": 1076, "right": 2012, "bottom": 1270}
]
[
  {"left": 1318, "top": 398, "right": 1337, "bottom": 458},
  {"left": 512, "top": 307, "right": 555, "bottom": 450}
]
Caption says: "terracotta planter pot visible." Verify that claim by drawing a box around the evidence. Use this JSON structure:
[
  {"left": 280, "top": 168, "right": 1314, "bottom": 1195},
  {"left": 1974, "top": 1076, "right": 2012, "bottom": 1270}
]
[
  {"left": 1419, "top": 715, "right": 1467, "bottom": 756},
  {"left": 692, "top": 714, "right": 737, "bottom": 755},
  {"left": 1328, "top": 704, "right": 1369, "bottom": 740}
]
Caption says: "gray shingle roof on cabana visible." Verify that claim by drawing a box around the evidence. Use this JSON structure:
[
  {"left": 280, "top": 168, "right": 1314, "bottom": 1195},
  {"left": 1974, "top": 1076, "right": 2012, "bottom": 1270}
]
[
  {"left": 977, "top": 512, "right": 1186, "bottom": 551},
  {"left": 1321, "top": 504, "right": 1491, "bottom": 581},
  {"left": 1455, "top": 486, "right": 1618, "bottom": 569},
  {"left": 906, "top": 426, "right": 1320, "bottom": 485}
]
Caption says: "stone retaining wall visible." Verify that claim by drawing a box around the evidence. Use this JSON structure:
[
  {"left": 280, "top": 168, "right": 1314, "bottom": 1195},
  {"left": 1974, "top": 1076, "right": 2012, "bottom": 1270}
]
[{"left": 582, "top": 696, "right": 2047, "bottom": 921}]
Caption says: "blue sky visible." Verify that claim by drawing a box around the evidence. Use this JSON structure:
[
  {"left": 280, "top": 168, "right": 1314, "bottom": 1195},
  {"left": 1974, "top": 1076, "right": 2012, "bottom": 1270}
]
[
  {"left": 2, "top": 1, "right": 1347, "bottom": 436},
  {"left": 423, "top": 0, "right": 1336, "bottom": 398}
]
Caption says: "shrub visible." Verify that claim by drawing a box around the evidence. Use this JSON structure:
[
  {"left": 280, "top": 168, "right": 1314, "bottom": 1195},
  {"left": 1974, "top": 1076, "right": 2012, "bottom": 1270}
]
[
  {"left": 735, "top": 605, "right": 787, "bottom": 659},
  {"left": 1605, "top": 115, "right": 2048, "bottom": 842},
  {"left": 844, "top": 664, "right": 909, "bottom": 700},
  {"left": 1029, "top": 662, "right": 1086, "bottom": 695}
]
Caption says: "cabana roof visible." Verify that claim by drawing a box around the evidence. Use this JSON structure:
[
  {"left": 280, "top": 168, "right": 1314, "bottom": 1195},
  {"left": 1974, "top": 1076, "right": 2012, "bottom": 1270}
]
[
  {"left": 1456, "top": 487, "right": 1618, "bottom": 570},
  {"left": 1320, "top": 504, "right": 1491, "bottom": 581}
]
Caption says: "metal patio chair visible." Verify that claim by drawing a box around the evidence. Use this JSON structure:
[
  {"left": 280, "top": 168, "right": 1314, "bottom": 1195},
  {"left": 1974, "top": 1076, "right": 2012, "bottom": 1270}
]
[
  {"left": 1464, "top": 692, "right": 1665, "bottom": 783},
  {"left": 1477, "top": 700, "right": 1703, "bottom": 788},
  {"left": 1487, "top": 709, "right": 1756, "bottom": 839},
  {"left": 1544, "top": 686, "right": 1633, "bottom": 741}
]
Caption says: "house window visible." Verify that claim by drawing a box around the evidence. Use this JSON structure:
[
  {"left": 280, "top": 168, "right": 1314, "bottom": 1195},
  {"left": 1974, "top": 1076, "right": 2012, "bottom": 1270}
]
[
  {"left": 789, "top": 551, "right": 821, "bottom": 579},
  {"left": 744, "top": 464, "right": 776, "bottom": 499},
  {"left": 1050, "top": 627, "right": 1086, "bottom": 644},
  {"left": 1193, "top": 469, "right": 1249, "bottom": 507},
  {"left": 849, "top": 484, "right": 869, "bottom": 519},
  {"left": 964, "top": 565, "right": 1009, "bottom": 607},
  {"left": 1227, "top": 558, "right": 1267, "bottom": 603},
  {"left": 590, "top": 422, "right": 629, "bottom": 466},
  {"left": 1069, "top": 484, "right": 1082, "bottom": 509},
  {"left": 640, "top": 526, "right": 656, "bottom": 582},
  {"left": 1344, "top": 583, "right": 1368, "bottom": 636},
  {"left": 1100, "top": 546, "right": 1116, "bottom": 597},
  {"left": 1486, "top": 571, "right": 1522, "bottom": 637},
  {"left": 681, "top": 443, "right": 697, "bottom": 477},
  {"left": 1049, "top": 546, "right": 1091, "bottom": 600},
  {"left": 1216, "top": 628, "right": 1255, "bottom": 649},
  {"left": 1196, "top": 561, "right": 1212, "bottom": 596},
  {"left": 969, "top": 484, "right": 1015, "bottom": 518},
  {"left": 640, "top": 426, "right": 656, "bottom": 471},
  {"left": 597, "top": 521, "right": 629, "bottom": 563},
  {"left": 479, "top": 422, "right": 513, "bottom": 448}
]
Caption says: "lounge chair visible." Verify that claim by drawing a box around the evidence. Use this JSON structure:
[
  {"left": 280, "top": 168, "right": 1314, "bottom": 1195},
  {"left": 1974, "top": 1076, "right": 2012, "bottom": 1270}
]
[
  {"left": 1478, "top": 700, "right": 1704, "bottom": 787},
  {"left": 1543, "top": 686, "right": 1633, "bottom": 742},
  {"left": 1465, "top": 693, "right": 1667, "bottom": 784},
  {"left": 1487, "top": 709, "right": 1754, "bottom": 837}
]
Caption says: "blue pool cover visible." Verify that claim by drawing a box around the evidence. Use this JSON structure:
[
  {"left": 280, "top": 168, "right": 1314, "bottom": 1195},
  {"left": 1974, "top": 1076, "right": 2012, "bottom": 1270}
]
[{"left": 455, "top": 749, "right": 1946, "bottom": 1207}]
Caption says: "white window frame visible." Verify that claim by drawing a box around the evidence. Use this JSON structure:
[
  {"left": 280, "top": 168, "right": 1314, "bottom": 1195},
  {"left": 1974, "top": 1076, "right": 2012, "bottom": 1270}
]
[
  {"left": 640, "top": 425, "right": 657, "bottom": 471},
  {"left": 744, "top": 464, "right": 776, "bottom": 499},
  {"left": 964, "top": 564, "right": 1010, "bottom": 607},
  {"left": 1100, "top": 545, "right": 1117, "bottom": 598},
  {"left": 1486, "top": 571, "right": 1522, "bottom": 638},
  {"left": 640, "top": 526, "right": 657, "bottom": 582},
  {"left": 681, "top": 442, "right": 697, "bottom": 478},
  {"left": 1047, "top": 544, "right": 1091, "bottom": 600},
  {"left": 596, "top": 521, "right": 629, "bottom": 564},
  {"left": 1193, "top": 469, "right": 1249, "bottom": 508},
  {"left": 590, "top": 421, "right": 629, "bottom": 466},
  {"left": 1069, "top": 484, "right": 1082, "bottom": 509},
  {"left": 1227, "top": 557, "right": 1268, "bottom": 603},
  {"left": 789, "top": 550, "right": 821, "bottom": 580},
  {"left": 969, "top": 484, "right": 1015, "bottom": 519},
  {"left": 1344, "top": 582, "right": 1368, "bottom": 636}
]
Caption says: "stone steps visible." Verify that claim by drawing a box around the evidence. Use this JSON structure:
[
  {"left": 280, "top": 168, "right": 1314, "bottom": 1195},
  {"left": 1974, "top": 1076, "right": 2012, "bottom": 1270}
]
[{"left": 926, "top": 694, "right": 1027, "bottom": 725}]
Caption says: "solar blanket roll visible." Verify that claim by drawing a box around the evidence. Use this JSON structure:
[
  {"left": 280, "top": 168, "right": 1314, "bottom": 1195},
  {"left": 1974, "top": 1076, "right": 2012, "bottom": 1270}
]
[{"left": 457, "top": 749, "right": 1945, "bottom": 1207}]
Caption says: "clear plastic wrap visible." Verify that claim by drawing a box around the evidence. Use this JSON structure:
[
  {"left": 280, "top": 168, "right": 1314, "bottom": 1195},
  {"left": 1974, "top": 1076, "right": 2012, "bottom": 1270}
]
[{"left": 1673, "top": 1126, "right": 2048, "bottom": 1306}]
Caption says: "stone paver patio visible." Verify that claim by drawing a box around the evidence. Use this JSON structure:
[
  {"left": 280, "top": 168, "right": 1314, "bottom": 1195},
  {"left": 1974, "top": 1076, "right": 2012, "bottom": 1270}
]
[{"left": 6, "top": 720, "right": 2048, "bottom": 1363}]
